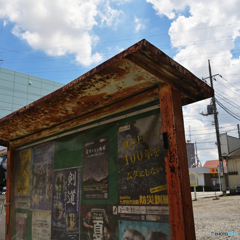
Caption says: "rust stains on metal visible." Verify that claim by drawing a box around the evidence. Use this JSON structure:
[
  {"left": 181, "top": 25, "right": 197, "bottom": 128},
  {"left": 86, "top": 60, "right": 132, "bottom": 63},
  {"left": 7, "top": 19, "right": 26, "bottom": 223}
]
[
  {"left": 159, "top": 85, "right": 196, "bottom": 240},
  {"left": 12, "top": 88, "right": 159, "bottom": 147},
  {"left": 5, "top": 144, "right": 15, "bottom": 240},
  {"left": 126, "top": 50, "right": 212, "bottom": 103},
  {"left": 0, "top": 39, "right": 213, "bottom": 145}
]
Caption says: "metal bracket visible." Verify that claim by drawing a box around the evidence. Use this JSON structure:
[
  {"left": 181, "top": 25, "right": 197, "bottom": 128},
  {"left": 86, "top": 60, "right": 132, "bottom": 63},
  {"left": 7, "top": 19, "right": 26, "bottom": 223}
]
[
  {"left": 163, "top": 132, "right": 169, "bottom": 150},
  {"left": 5, "top": 165, "right": 9, "bottom": 180},
  {"left": 5, "top": 202, "right": 11, "bottom": 205}
]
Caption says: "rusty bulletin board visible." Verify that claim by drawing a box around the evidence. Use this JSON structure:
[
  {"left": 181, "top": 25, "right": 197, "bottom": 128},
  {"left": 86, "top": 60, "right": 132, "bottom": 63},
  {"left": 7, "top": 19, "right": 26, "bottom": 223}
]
[
  {"left": 0, "top": 39, "right": 214, "bottom": 240},
  {"left": 10, "top": 108, "right": 171, "bottom": 240}
]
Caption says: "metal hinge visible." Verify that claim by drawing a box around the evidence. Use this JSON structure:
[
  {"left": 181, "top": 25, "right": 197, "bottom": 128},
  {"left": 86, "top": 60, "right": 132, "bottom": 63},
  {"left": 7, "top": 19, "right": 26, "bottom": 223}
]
[{"left": 163, "top": 132, "right": 169, "bottom": 149}]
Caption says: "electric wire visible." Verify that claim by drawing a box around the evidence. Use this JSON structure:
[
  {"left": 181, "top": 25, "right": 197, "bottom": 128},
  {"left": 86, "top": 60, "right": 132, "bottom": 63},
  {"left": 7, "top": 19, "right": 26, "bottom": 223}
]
[
  {"left": 0, "top": 17, "right": 240, "bottom": 78},
  {"left": 216, "top": 72, "right": 240, "bottom": 93},
  {"left": 215, "top": 92, "right": 240, "bottom": 110},
  {"left": 214, "top": 80, "right": 239, "bottom": 96},
  {"left": 216, "top": 98, "right": 240, "bottom": 121},
  {"left": 1, "top": 20, "right": 240, "bottom": 45}
]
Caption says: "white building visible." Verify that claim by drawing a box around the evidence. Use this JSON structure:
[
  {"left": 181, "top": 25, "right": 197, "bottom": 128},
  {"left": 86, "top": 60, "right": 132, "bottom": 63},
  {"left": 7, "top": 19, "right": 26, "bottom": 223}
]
[{"left": 221, "top": 133, "right": 240, "bottom": 193}]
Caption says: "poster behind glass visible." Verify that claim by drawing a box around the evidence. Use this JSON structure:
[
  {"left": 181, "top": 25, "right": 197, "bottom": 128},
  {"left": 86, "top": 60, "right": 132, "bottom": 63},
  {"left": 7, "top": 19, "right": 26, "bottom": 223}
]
[
  {"left": 32, "top": 211, "right": 51, "bottom": 240},
  {"left": 51, "top": 167, "right": 81, "bottom": 240},
  {"left": 118, "top": 114, "right": 167, "bottom": 206},
  {"left": 119, "top": 220, "right": 171, "bottom": 240},
  {"left": 15, "top": 213, "right": 28, "bottom": 240},
  {"left": 83, "top": 137, "right": 109, "bottom": 200},
  {"left": 30, "top": 142, "right": 54, "bottom": 211},
  {"left": 81, "top": 204, "right": 118, "bottom": 240},
  {"left": 15, "top": 149, "right": 31, "bottom": 209}
]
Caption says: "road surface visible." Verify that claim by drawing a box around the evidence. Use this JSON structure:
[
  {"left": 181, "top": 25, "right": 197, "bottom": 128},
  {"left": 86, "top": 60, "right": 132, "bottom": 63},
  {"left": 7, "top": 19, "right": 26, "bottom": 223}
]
[{"left": 191, "top": 191, "right": 225, "bottom": 200}]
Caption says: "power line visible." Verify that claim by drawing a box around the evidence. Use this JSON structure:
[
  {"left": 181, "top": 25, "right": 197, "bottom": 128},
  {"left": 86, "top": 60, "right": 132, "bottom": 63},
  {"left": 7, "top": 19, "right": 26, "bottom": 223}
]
[
  {"left": 215, "top": 92, "right": 240, "bottom": 110},
  {"left": 216, "top": 71, "right": 240, "bottom": 92},
  {"left": 216, "top": 98, "right": 240, "bottom": 121},
  {"left": 0, "top": 35, "right": 237, "bottom": 71},
  {"left": 0, "top": 46, "right": 77, "bottom": 67},
  {"left": 1, "top": 20, "right": 240, "bottom": 46},
  {"left": 214, "top": 80, "right": 239, "bottom": 95}
]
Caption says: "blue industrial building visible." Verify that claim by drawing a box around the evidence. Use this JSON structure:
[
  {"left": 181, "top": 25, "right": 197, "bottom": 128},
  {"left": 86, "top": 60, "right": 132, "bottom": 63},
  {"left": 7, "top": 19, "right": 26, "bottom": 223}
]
[{"left": 0, "top": 67, "right": 64, "bottom": 119}]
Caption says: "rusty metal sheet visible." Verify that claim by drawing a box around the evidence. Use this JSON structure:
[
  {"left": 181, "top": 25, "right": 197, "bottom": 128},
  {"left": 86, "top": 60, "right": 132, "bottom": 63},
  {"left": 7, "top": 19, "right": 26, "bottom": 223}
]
[
  {"left": 159, "top": 85, "right": 196, "bottom": 240},
  {"left": 12, "top": 88, "right": 160, "bottom": 147},
  {"left": 0, "top": 39, "right": 213, "bottom": 144}
]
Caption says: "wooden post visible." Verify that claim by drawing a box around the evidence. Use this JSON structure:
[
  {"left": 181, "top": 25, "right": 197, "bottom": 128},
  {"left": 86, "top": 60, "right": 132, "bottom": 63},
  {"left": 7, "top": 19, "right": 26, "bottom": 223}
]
[
  {"left": 5, "top": 143, "right": 15, "bottom": 240},
  {"left": 159, "top": 85, "right": 196, "bottom": 240}
]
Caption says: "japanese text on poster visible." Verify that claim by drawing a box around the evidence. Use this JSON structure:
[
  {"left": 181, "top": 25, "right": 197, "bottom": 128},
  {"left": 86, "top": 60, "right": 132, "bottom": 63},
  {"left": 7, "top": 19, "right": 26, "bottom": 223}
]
[
  {"left": 118, "top": 205, "right": 170, "bottom": 222},
  {"left": 15, "top": 196, "right": 30, "bottom": 209},
  {"left": 81, "top": 204, "right": 118, "bottom": 240},
  {"left": 83, "top": 137, "right": 109, "bottom": 199},
  {"left": 32, "top": 211, "right": 51, "bottom": 240},
  {"left": 51, "top": 167, "right": 81, "bottom": 240},
  {"left": 118, "top": 114, "right": 167, "bottom": 205}
]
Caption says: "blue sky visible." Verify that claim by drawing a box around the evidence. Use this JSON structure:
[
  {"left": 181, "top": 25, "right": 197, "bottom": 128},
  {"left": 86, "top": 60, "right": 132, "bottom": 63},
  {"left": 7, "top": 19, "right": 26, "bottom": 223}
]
[
  {"left": 1, "top": 0, "right": 240, "bottom": 164},
  {"left": 0, "top": 0, "right": 177, "bottom": 83}
]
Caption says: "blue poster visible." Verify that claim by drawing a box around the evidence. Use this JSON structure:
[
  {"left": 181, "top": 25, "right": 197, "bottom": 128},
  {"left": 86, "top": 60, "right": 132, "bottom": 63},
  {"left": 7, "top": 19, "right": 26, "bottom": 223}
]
[
  {"left": 51, "top": 167, "right": 81, "bottom": 240},
  {"left": 119, "top": 220, "right": 171, "bottom": 240}
]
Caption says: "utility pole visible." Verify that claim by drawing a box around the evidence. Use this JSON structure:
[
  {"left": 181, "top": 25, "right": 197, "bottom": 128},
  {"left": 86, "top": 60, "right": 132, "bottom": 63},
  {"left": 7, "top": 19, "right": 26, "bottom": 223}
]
[{"left": 208, "top": 60, "right": 226, "bottom": 194}]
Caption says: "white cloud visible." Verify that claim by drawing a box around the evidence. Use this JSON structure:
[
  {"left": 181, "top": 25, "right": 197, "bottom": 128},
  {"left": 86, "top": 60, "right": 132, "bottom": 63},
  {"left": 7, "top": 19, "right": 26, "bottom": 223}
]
[
  {"left": 146, "top": 0, "right": 188, "bottom": 19},
  {"left": 99, "top": 1, "right": 123, "bottom": 27},
  {"left": 111, "top": 0, "right": 132, "bottom": 6},
  {"left": 183, "top": 100, "right": 219, "bottom": 162},
  {"left": 0, "top": 0, "right": 122, "bottom": 66},
  {"left": 148, "top": 0, "right": 240, "bottom": 162},
  {"left": 134, "top": 17, "right": 145, "bottom": 32},
  {"left": 147, "top": 0, "right": 240, "bottom": 77}
]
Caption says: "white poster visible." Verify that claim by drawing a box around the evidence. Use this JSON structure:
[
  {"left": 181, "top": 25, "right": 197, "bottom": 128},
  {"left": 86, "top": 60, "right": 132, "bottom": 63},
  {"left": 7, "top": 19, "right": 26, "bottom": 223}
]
[
  {"left": 15, "top": 196, "right": 30, "bottom": 209},
  {"left": 32, "top": 211, "right": 51, "bottom": 240},
  {"left": 16, "top": 213, "right": 27, "bottom": 240}
]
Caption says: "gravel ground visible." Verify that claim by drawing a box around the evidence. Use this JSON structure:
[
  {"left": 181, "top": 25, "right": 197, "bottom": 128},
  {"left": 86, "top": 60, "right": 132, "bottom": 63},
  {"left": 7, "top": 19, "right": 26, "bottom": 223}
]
[{"left": 193, "top": 195, "right": 240, "bottom": 239}]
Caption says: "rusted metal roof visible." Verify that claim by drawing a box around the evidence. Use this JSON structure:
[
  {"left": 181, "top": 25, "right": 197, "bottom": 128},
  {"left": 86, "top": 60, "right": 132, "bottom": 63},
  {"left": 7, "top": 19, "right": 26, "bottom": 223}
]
[{"left": 0, "top": 39, "right": 213, "bottom": 147}]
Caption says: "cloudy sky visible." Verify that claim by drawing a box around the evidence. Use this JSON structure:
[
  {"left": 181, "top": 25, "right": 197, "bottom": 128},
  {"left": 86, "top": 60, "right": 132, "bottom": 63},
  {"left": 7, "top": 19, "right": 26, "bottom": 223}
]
[{"left": 0, "top": 0, "right": 240, "bottom": 165}]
